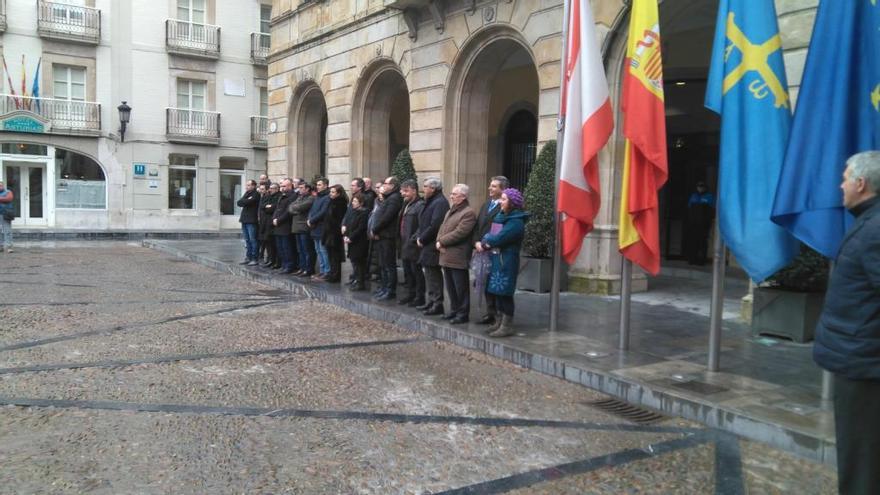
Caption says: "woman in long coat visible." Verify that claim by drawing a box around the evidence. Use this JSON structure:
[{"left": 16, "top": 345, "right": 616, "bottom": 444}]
[
  {"left": 343, "top": 193, "right": 370, "bottom": 291},
  {"left": 480, "top": 188, "right": 528, "bottom": 337},
  {"left": 321, "top": 185, "right": 348, "bottom": 283}
]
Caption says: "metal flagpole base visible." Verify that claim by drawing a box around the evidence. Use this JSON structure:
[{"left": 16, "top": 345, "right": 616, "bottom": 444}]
[
  {"left": 619, "top": 258, "right": 632, "bottom": 350},
  {"left": 821, "top": 370, "right": 834, "bottom": 402},
  {"left": 708, "top": 222, "right": 725, "bottom": 372}
]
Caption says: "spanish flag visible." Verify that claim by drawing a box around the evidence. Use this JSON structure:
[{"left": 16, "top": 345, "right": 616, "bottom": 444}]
[{"left": 618, "top": 0, "right": 668, "bottom": 275}]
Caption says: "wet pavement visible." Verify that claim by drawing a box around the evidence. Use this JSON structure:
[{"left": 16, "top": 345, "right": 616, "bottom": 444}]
[{"left": 0, "top": 243, "right": 836, "bottom": 494}]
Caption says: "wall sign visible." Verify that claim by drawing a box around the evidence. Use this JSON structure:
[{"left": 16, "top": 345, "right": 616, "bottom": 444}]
[{"left": 0, "top": 111, "right": 51, "bottom": 134}]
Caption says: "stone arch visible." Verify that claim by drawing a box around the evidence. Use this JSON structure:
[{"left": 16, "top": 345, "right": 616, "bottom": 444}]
[
  {"left": 350, "top": 58, "right": 410, "bottom": 182},
  {"left": 287, "top": 80, "right": 328, "bottom": 180},
  {"left": 443, "top": 24, "right": 540, "bottom": 207}
]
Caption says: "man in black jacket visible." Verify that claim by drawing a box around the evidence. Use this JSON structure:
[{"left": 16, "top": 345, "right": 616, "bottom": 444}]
[
  {"left": 398, "top": 179, "right": 425, "bottom": 306},
  {"left": 370, "top": 176, "right": 404, "bottom": 300},
  {"left": 814, "top": 151, "right": 880, "bottom": 495},
  {"left": 237, "top": 179, "right": 260, "bottom": 265},
  {"left": 472, "top": 176, "right": 508, "bottom": 324},
  {"left": 272, "top": 178, "right": 297, "bottom": 273},
  {"left": 415, "top": 177, "right": 450, "bottom": 315}
]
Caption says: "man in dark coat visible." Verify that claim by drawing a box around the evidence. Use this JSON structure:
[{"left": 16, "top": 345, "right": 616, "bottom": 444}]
[
  {"left": 472, "top": 176, "right": 508, "bottom": 324},
  {"left": 260, "top": 183, "right": 280, "bottom": 267},
  {"left": 370, "top": 176, "right": 404, "bottom": 300},
  {"left": 343, "top": 178, "right": 367, "bottom": 285},
  {"left": 814, "top": 151, "right": 880, "bottom": 495},
  {"left": 415, "top": 177, "right": 450, "bottom": 315},
  {"left": 237, "top": 179, "right": 260, "bottom": 265},
  {"left": 398, "top": 179, "right": 425, "bottom": 306},
  {"left": 272, "top": 178, "right": 297, "bottom": 273},
  {"left": 308, "top": 178, "right": 332, "bottom": 279}
]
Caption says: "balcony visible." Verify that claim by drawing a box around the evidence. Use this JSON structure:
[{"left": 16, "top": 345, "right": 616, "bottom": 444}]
[
  {"left": 250, "top": 116, "right": 267, "bottom": 148},
  {"left": 0, "top": 95, "right": 101, "bottom": 136},
  {"left": 166, "top": 19, "right": 221, "bottom": 60},
  {"left": 0, "top": 0, "right": 6, "bottom": 32},
  {"left": 166, "top": 108, "right": 220, "bottom": 145},
  {"left": 37, "top": 1, "right": 101, "bottom": 45},
  {"left": 251, "top": 33, "right": 270, "bottom": 65}
]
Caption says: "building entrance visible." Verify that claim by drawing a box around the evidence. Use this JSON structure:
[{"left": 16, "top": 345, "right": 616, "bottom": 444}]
[{"left": 2, "top": 161, "right": 49, "bottom": 227}]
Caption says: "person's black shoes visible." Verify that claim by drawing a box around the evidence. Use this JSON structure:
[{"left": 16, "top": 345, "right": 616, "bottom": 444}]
[
  {"left": 450, "top": 316, "right": 469, "bottom": 325},
  {"left": 423, "top": 305, "right": 444, "bottom": 316},
  {"left": 398, "top": 296, "right": 414, "bottom": 305},
  {"left": 477, "top": 314, "right": 495, "bottom": 325}
]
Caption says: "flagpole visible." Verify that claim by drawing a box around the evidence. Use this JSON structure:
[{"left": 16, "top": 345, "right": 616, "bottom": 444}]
[
  {"left": 708, "top": 219, "right": 726, "bottom": 371},
  {"left": 619, "top": 258, "right": 632, "bottom": 349},
  {"left": 550, "top": 0, "right": 571, "bottom": 333},
  {"left": 821, "top": 262, "right": 835, "bottom": 401}
]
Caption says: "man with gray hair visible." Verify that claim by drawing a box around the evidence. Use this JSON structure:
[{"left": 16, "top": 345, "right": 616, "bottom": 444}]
[
  {"left": 814, "top": 150, "right": 880, "bottom": 494},
  {"left": 415, "top": 177, "right": 450, "bottom": 315},
  {"left": 436, "top": 183, "right": 476, "bottom": 324}
]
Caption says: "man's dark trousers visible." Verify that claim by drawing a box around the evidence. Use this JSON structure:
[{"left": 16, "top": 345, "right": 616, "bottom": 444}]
[
  {"left": 402, "top": 259, "right": 425, "bottom": 302},
  {"left": 275, "top": 234, "right": 294, "bottom": 271},
  {"left": 834, "top": 375, "right": 880, "bottom": 494},
  {"left": 442, "top": 267, "right": 470, "bottom": 319},
  {"left": 375, "top": 238, "right": 397, "bottom": 294},
  {"left": 423, "top": 265, "right": 443, "bottom": 308}
]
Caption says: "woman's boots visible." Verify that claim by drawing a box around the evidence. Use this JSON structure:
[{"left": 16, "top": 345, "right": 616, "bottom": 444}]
[{"left": 489, "top": 315, "right": 514, "bottom": 337}]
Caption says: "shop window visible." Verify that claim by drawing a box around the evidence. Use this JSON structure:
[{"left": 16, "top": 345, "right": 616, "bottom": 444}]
[
  {"left": 55, "top": 148, "right": 106, "bottom": 209},
  {"left": 169, "top": 167, "right": 196, "bottom": 209},
  {"left": 2, "top": 143, "right": 48, "bottom": 155}
]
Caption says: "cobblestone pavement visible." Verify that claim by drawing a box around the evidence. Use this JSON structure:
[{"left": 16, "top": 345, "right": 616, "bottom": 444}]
[{"left": 0, "top": 243, "right": 837, "bottom": 494}]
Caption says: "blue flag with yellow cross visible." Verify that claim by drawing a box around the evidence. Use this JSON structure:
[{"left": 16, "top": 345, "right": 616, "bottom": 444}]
[
  {"left": 771, "top": 0, "right": 880, "bottom": 259},
  {"left": 705, "top": 0, "right": 799, "bottom": 282}
]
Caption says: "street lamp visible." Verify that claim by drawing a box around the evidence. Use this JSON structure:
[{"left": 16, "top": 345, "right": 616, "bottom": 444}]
[{"left": 117, "top": 101, "right": 132, "bottom": 142}]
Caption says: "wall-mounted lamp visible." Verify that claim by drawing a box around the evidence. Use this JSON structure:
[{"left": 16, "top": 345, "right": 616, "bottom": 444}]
[{"left": 117, "top": 101, "right": 132, "bottom": 142}]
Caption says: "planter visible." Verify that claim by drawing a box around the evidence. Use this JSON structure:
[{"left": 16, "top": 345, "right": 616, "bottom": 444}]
[
  {"left": 517, "top": 256, "right": 553, "bottom": 293},
  {"left": 751, "top": 287, "right": 825, "bottom": 343}
]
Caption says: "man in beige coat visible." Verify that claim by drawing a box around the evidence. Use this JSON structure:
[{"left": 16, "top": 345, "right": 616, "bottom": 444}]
[{"left": 436, "top": 184, "right": 477, "bottom": 324}]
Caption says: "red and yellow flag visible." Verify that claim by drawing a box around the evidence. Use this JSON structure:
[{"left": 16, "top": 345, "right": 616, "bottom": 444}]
[{"left": 618, "top": 0, "right": 668, "bottom": 275}]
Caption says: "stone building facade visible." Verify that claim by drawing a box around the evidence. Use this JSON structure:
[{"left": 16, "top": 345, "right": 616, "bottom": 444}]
[{"left": 267, "top": 0, "right": 818, "bottom": 292}]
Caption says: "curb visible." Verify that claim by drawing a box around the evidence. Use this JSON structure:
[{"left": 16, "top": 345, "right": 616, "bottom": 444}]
[{"left": 144, "top": 239, "right": 836, "bottom": 466}]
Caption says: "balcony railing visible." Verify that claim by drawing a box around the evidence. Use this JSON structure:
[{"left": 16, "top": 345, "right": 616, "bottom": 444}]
[
  {"left": 0, "top": 0, "right": 7, "bottom": 32},
  {"left": 37, "top": 0, "right": 101, "bottom": 45},
  {"left": 166, "top": 108, "right": 220, "bottom": 145},
  {"left": 251, "top": 33, "right": 270, "bottom": 65},
  {"left": 0, "top": 95, "right": 101, "bottom": 135},
  {"left": 250, "top": 116, "right": 267, "bottom": 147},
  {"left": 166, "top": 19, "right": 221, "bottom": 59}
]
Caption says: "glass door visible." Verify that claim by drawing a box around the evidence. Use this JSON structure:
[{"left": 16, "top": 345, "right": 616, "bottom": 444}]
[
  {"left": 2, "top": 162, "right": 48, "bottom": 226},
  {"left": 219, "top": 171, "right": 244, "bottom": 229}
]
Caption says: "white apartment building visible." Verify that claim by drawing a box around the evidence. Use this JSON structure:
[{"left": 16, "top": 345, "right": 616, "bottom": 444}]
[{"left": 0, "top": 0, "right": 270, "bottom": 231}]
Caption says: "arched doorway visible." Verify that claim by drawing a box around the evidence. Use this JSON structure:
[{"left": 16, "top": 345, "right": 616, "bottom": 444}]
[
  {"left": 445, "top": 28, "right": 539, "bottom": 206},
  {"left": 351, "top": 60, "right": 410, "bottom": 182},
  {"left": 288, "top": 82, "right": 328, "bottom": 180}
]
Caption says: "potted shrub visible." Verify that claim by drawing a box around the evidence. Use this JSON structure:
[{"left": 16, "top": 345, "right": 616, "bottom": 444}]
[
  {"left": 517, "top": 140, "right": 556, "bottom": 293},
  {"left": 751, "top": 245, "right": 829, "bottom": 342},
  {"left": 391, "top": 148, "right": 418, "bottom": 184}
]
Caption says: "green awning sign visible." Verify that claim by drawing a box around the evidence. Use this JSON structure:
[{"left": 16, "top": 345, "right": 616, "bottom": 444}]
[{"left": 0, "top": 111, "right": 51, "bottom": 134}]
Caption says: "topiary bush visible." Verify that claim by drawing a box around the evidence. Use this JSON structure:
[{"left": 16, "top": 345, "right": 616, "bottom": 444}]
[
  {"left": 523, "top": 140, "right": 556, "bottom": 258},
  {"left": 765, "top": 244, "right": 829, "bottom": 292},
  {"left": 390, "top": 148, "right": 418, "bottom": 184}
]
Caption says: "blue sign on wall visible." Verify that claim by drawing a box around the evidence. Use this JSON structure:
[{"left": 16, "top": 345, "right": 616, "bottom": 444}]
[
  {"left": 133, "top": 164, "right": 146, "bottom": 176},
  {"left": 2, "top": 115, "right": 45, "bottom": 133}
]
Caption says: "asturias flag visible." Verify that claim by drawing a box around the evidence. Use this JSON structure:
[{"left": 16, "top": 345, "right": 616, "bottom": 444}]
[
  {"left": 558, "top": 0, "right": 614, "bottom": 264},
  {"left": 618, "top": 0, "right": 668, "bottom": 276},
  {"left": 771, "top": 1, "right": 880, "bottom": 258},
  {"left": 704, "top": 0, "right": 798, "bottom": 282}
]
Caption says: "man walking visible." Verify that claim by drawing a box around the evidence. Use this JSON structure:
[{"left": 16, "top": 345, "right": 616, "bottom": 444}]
[
  {"left": 415, "top": 177, "right": 450, "bottom": 315},
  {"left": 370, "top": 176, "right": 403, "bottom": 300},
  {"left": 0, "top": 180, "right": 14, "bottom": 253},
  {"left": 473, "top": 176, "right": 507, "bottom": 325},
  {"left": 237, "top": 179, "right": 260, "bottom": 265},
  {"left": 814, "top": 151, "right": 880, "bottom": 495}
]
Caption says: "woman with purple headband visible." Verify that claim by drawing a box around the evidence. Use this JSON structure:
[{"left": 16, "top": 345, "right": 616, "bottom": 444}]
[{"left": 479, "top": 187, "right": 529, "bottom": 337}]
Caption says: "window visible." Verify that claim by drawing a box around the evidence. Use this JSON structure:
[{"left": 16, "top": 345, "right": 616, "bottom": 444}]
[
  {"left": 51, "top": 0, "right": 86, "bottom": 25},
  {"left": 169, "top": 159, "right": 196, "bottom": 210},
  {"left": 260, "top": 87, "right": 268, "bottom": 117},
  {"left": 176, "top": 79, "right": 207, "bottom": 128},
  {"left": 54, "top": 65, "right": 86, "bottom": 102},
  {"left": 177, "top": 0, "right": 205, "bottom": 23},
  {"left": 260, "top": 5, "right": 271, "bottom": 35},
  {"left": 55, "top": 149, "right": 106, "bottom": 209}
]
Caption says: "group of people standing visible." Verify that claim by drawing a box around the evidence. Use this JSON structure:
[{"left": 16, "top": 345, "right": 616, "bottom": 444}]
[{"left": 237, "top": 174, "right": 528, "bottom": 337}]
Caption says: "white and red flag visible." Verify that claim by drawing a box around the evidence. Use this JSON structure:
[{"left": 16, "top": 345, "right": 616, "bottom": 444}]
[{"left": 557, "top": 0, "right": 614, "bottom": 264}]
